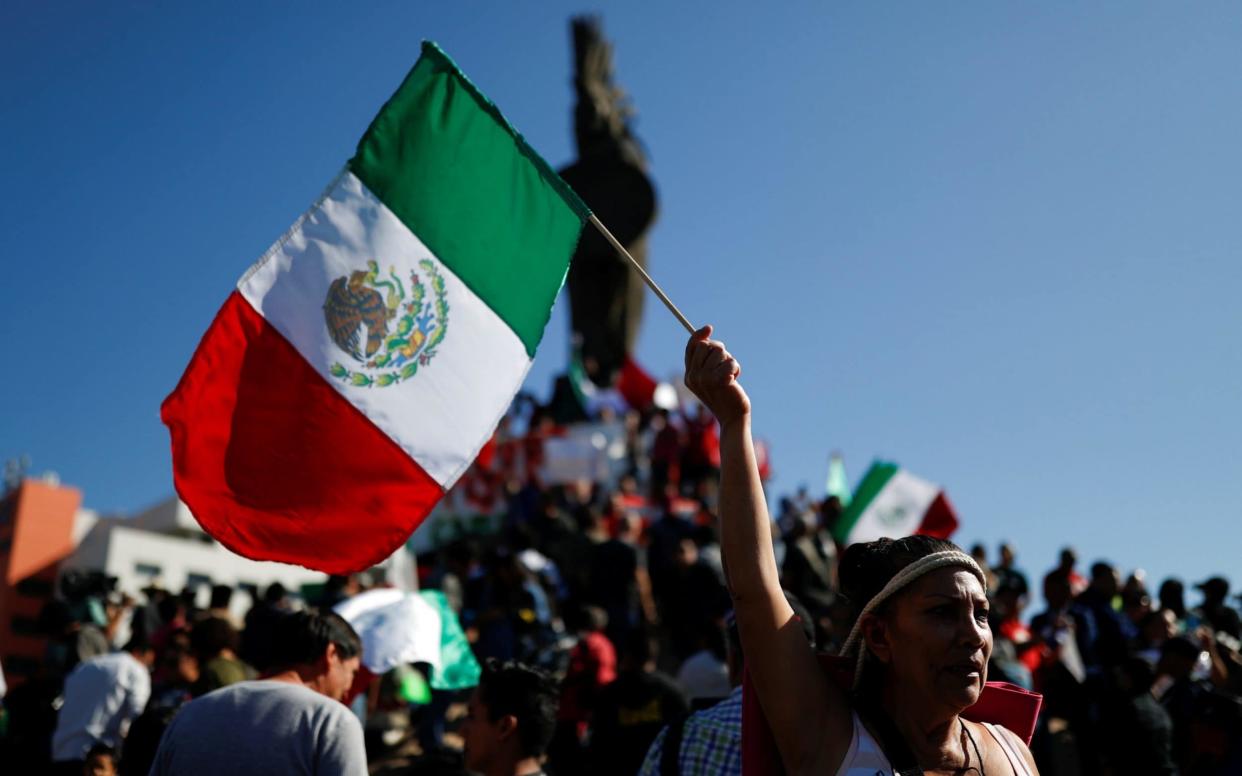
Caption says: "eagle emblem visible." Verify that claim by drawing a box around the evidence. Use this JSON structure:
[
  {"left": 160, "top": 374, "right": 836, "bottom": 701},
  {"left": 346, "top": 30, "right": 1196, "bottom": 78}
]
[
  {"left": 324, "top": 259, "right": 450, "bottom": 388},
  {"left": 877, "top": 504, "right": 910, "bottom": 528}
]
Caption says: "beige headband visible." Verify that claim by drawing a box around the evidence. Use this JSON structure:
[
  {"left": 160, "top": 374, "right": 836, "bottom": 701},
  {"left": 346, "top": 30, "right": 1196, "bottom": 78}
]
[{"left": 838, "top": 550, "right": 988, "bottom": 688}]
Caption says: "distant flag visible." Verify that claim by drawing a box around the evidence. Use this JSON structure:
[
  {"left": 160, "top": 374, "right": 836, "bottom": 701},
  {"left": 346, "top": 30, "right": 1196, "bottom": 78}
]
[
  {"left": 566, "top": 345, "right": 597, "bottom": 410},
  {"left": 568, "top": 348, "right": 658, "bottom": 412},
  {"left": 334, "top": 589, "right": 442, "bottom": 676},
  {"left": 832, "top": 460, "right": 958, "bottom": 545},
  {"left": 825, "top": 452, "right": 851, "bottom": 506},
  {"left": 161, "top": 42, "right": 591, "bottom": 573},
  {"left": 419, "top": 589, "right": 482, "bottom": 691},
  {"left": 334, "top": 588, "right": 479, "bottom": 692},
  {"left": 616, "top": 355, "right": 658, "bottom": 410}
]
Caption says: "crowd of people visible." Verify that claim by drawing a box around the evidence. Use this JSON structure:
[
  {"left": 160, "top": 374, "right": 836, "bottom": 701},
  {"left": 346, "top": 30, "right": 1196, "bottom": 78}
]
[{"left": 2, "top": 384, "right": 1241, "bottom": 775}]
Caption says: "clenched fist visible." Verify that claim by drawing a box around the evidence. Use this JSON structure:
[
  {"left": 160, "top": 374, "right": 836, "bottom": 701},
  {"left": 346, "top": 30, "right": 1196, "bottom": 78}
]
[{"left": 683, "top": 325, "right": 750, "bottom": 428}]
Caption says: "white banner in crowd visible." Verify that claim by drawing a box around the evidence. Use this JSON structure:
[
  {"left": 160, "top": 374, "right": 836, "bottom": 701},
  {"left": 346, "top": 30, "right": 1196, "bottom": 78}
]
[{"left": 540, "top": 421, "right": 628, "bottom": 487}]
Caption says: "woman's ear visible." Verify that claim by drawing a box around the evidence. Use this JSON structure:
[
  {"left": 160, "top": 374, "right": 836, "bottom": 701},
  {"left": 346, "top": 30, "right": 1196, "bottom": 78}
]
[{"left": 861, "top": 613, "right": 893, "bottom": 665}]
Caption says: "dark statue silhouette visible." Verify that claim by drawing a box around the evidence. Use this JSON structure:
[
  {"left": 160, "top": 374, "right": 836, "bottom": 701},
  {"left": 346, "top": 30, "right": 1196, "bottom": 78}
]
[{"left": 559, "top": 16, "right": 658, "bottom": 388}]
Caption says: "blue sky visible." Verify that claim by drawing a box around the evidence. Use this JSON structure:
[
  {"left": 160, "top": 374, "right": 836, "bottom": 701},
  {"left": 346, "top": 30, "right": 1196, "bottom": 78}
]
[{"left": 3, "top": 2, "right": 1240, "bottom": 604}]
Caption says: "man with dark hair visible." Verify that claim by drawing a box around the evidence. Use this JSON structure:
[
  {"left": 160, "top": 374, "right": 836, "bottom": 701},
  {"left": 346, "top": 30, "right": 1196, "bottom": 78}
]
[
  {"left": 149, "top": 609, "right": 366, "bottom": 775},
  {"left": 51, "top": 636, "right": 154, "bottom": 774},
  {"left": 207, "top": 583, "right": 239, "bottom": 626},
  {"left": 460, "top": 659, "right": 559, "bottom": 776}
]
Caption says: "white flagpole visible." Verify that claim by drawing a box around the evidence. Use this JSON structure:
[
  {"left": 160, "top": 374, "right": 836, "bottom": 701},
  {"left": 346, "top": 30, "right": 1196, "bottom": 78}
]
[{"left": 587, "top": 214, "right": 695, "bottom": 334}]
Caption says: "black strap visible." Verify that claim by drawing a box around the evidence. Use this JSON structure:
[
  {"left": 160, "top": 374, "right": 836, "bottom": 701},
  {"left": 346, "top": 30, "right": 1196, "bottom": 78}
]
[
  {"left": 855, "top": 698, "right": 924, "bottom": 776},
  {"left": 660, "top": 715, "right": 688, "bottom": 776}
]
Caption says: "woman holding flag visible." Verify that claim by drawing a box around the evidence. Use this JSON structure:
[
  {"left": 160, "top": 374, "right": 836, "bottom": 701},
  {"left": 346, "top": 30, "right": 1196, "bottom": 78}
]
[{"left": 682, "top": 326, "right": 1039, "bottom": 775}]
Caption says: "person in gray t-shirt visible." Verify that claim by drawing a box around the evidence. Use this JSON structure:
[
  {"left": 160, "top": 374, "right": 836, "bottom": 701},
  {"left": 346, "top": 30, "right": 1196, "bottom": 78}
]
[{"left": 149, "top": 609, "right": 366, "bottom": 776}]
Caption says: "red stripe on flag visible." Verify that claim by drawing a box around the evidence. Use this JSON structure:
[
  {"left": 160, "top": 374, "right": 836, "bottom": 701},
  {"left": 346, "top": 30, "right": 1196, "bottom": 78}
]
[
  {"left": 161, "top": 292, "right": 444, "bottom": 574},
  {"left": 916, "top": 492, "right": 959, "bottom": 539}
]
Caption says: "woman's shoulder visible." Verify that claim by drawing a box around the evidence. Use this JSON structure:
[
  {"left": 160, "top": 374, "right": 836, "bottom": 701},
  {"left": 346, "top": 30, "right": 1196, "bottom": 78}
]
[{"left": 966, "top": 719, "right": 1039, "bottom": 775}]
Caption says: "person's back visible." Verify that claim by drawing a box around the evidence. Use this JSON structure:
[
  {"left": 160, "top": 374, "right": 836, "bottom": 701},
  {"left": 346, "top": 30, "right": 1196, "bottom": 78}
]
[
  {"left": 150, "top": 608, "right": 366, "bottom": 776},
  {"left": 52, "top": 641, "right": 153, "bottom": 766},
  {"left": 591, "top": 666, "right": 688, "bottom": 776},
  {"left": 590, "top": 634, "right": 689, "bottom": 776},
  {"left": 148, "top": 680, "right": 365, "bottom": 776},
  {"left": 590, "top": 537, "right": 641, "bottom": 628},
  {"left": 639, "top": 687, "right": 744, "bottom": 776}
]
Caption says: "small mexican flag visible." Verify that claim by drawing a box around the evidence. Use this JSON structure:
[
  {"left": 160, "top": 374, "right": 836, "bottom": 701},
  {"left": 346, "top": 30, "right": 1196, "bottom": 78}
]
[
  {"left": 162, "top": 42, "right": 590, "bottom": 573},
  {"left": 832, "top": 461, "right": 958, "bottom": 546}
]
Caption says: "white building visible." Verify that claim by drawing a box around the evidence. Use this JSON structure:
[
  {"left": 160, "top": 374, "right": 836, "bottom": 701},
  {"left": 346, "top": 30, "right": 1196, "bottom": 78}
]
[{"left": 65, "top": 497, "right": 326, "bottom": 615}]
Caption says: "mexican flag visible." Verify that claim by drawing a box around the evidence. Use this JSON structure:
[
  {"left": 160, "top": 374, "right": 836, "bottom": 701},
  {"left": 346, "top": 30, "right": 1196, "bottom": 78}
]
[
  {"left": 832, "top": 461, "right": 958, "bottom": 545},
  {"left": 162, "top": 42, "right": 590, "bottom": 574}
]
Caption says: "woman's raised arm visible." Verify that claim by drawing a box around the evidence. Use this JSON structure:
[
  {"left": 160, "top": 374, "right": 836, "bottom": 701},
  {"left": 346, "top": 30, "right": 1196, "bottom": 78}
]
[{"left": 683, "top": 326, "right": 852, "bottom": 773}]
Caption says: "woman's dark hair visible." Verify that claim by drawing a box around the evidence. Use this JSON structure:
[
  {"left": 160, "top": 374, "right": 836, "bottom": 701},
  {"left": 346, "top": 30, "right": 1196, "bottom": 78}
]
[
  {"left": 477, "top": 659, "right": 559, "bottom": 759},
  {"left": 838, "top": 535, "right": 964, "bottom": 620},
  {"left": 271, "top": 609, "right": 361, "bottom": 668}
]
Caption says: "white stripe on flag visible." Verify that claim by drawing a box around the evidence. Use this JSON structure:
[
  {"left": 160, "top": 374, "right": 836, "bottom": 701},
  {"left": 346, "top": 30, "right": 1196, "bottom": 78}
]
[
  {"left": 848, "top": 469, "right": 939, "bottom": 544},
  {"left": 239, "top": 172, "right": 531, "bottom": 488}
]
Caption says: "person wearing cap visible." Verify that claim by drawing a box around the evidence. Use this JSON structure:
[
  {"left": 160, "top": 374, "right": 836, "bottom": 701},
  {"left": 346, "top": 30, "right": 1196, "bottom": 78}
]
[
  {"left": 683, "top": 326, "right": 1039, "bottom": 775},
  {"left": 1193, "top": 576, "right": 1241, "bottom": 640}
]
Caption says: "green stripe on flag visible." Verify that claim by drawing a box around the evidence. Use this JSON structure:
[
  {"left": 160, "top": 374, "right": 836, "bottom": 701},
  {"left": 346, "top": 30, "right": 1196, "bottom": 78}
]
[
  {"left": 832, "top": 460, "right": 898, "bottom": 543},
  {"left": 350, "top": 41, "right": 591, "bottom": 356}
]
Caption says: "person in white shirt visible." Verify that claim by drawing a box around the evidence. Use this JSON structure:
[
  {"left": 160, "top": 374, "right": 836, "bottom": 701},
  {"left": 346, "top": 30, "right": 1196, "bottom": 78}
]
[{"left": 51, "top": 636, "right": 155, "bottom": 769}]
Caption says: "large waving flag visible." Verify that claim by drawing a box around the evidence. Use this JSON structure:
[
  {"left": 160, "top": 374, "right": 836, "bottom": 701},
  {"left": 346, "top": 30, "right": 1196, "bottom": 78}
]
[
  {"left": 832, "top": 460, "right": 958, "bottom": 545},
  {"left": 162, "top": 42, "right": 590, "bottom": 573}
]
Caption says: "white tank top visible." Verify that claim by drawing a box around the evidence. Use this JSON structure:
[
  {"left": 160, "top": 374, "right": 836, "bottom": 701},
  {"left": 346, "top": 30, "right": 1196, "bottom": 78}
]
[
  {"left": 833, "top": 714, "right": 1034, "bottom": 776},
  {"left": 834, "top": 712, "right": 893, "bottom": 775}
]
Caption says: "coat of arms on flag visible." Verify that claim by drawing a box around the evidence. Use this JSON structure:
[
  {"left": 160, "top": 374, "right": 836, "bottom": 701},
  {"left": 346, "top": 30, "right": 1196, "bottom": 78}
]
[{"left": 324, "top": 259, "right": 450, "bottom": 388}]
